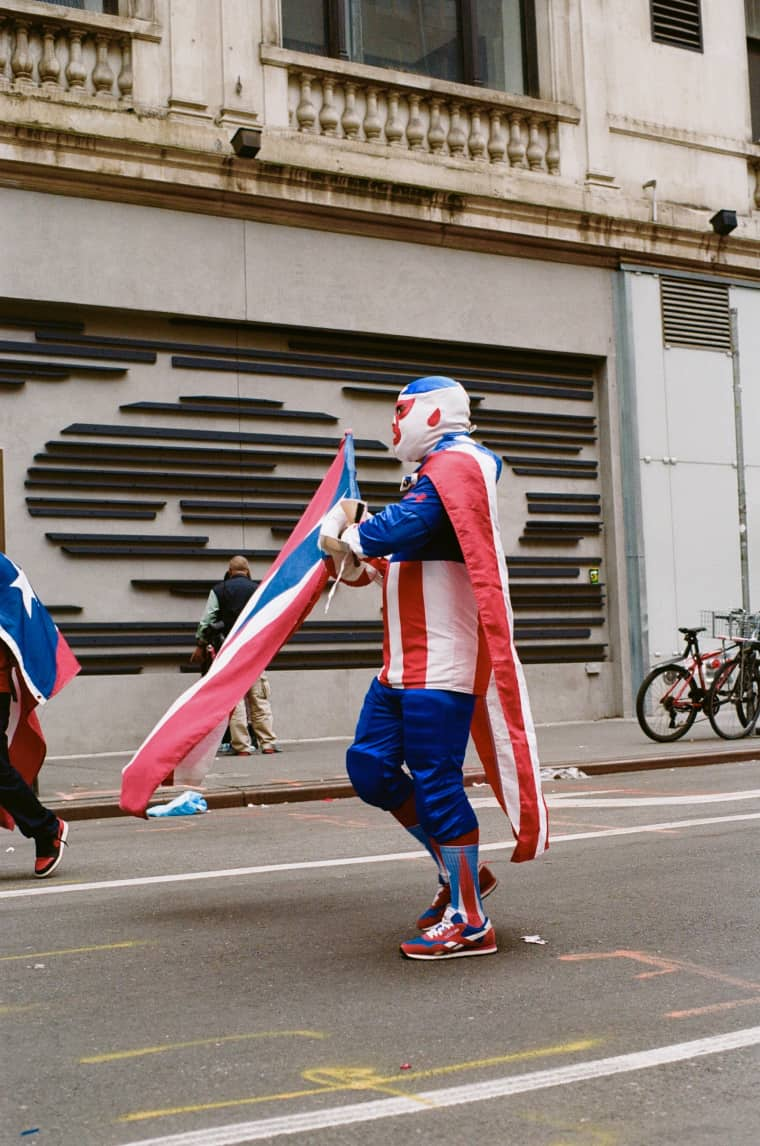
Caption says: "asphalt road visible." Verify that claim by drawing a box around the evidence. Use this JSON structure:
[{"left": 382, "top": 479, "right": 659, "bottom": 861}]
[{"left": 2, "top": 761, "right": 760, "bottom": 1146}]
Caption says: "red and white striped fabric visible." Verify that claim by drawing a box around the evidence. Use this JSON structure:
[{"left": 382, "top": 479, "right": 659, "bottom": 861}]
[
  {"left": 422, "top": 441, "right": 549, "bottom": 863},
  {"left": 378, "top": 561, "right": 491, "bottom": 693}
]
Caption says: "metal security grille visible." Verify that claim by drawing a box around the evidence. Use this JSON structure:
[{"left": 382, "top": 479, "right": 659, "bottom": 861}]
[
  {"left": 650, "top": 1, "right": 703, "bottom": 51},
  {"left": 660, "top": 277, "right": 731, "bottom": 350}
]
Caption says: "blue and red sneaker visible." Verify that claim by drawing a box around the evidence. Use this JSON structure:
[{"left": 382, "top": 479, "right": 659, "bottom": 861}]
[
  {"left": 416, "top": 863, "right": 498, "bottom": 930},
  {"left": 401, "top": 911, "right": 497, "bottom": 960}
]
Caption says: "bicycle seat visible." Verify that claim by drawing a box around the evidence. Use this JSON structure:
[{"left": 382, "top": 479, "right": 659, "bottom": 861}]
[{"left": 678, "top": 626, "right": 706, "bottom": 637}]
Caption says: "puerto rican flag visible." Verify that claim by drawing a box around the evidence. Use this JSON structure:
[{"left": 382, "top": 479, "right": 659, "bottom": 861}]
[
  {"left": 0, "top": 553, "right": 81, "bottom": 832},
  {"left": 423, "top": 441, "right": 549, "bottom": 863},
  {"left": 120, "top": 434, "right": 361, "bottom": 817}
]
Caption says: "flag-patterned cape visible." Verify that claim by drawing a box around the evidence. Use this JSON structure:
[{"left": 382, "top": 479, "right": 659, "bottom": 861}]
[
  {"left": 0, "top": 553, "right": 81, "bottom": 831},
  {"left": 422, "top": 442, "right": 549, "bottom": 862},
  {"left": 120, "top": 435, "right": 360, "bottom": 817}
]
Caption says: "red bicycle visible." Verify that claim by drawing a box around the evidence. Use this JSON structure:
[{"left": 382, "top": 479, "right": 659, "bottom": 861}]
[{"left": 635, "top": 612, "right": 747, "bottom": 742}]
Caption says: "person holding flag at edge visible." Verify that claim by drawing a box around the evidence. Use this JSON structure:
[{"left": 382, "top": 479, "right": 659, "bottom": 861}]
[
  {"left": 318, "top": 375, "right": 548, "bottom": 961},
  {"left": 0, "top": 552, "right": 80, "bottom": 877}
]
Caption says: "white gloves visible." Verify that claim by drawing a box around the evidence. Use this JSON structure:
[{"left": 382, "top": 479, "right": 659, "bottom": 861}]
[{"left": 318, "top": 502, "right": 350, "bottom": 555}]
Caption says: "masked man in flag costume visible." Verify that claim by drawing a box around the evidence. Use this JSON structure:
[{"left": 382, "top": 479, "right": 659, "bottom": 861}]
[{"left": 319, "top": 376, "right": 547, "bottom": 961}]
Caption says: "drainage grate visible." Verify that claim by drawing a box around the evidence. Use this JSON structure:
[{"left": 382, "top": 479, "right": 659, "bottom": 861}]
[
  {"left": 650, "top": 1, "right": 703, "bottom": 51},
  {"left": 660, "top": 277, "right": 731, "bottom": 351}
]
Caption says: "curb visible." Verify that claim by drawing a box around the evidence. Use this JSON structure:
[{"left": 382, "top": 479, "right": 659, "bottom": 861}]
[{"left": 46, "top": 745, "right": 760, "bottom": 822}]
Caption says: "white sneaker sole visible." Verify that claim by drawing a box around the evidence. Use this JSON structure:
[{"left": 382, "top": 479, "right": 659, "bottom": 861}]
[{"left": 401, "top": 943, "right": 498, "bottom": 961}]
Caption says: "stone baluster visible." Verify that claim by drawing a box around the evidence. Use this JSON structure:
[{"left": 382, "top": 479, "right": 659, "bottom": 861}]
[
  {"left": 428, "top": 98, "right": 446, "bottom": 152},
  {"left": 93, "top": 34, "right": 115, "bottom": 96},
  {"left": 385, "top": 90, "right": 403, "bottom": 146},
  {"left": 0, "top": 20, "right": 10, "bottom": 90},
  {"left": 117, "top": 37, "right": 133, "bottom": 101},
  {"left": 447, "top": 103, "right": 467, "bottom": 156},
  {"left": 487, "top": 109, "right": 506, "bottom": 165},
  {"left": 10, "top": 20, "right": 33, "bottom": 85},
  {"left": 65, "top": 30, "right": 87, "bottom": 90},
  {"left": 406, "top": 93, "right": 425, "bottom": 150},
  {"left": 363, "top": 86, "right": 382, "bottom": 141},
  {"left": 507, "top": 111, "right": 526, "bottom": 168},
  {"left": 468, "top": 107, "right": 487, "bottom": 160},
  {"left": 546, "top": 119, "right": 560, "bottom": 175},
  {"left": 295, "top": 72, "right": 317, "bottom": 132},
  {"left": 341, "top": 81, "right": 361, "bottom": 139},
  {"left": 526, "top": 115, "right": 545, "bottom": 170},
  {"left": 39, "top": 26, "right": 62, "bottom": 90},
  {"left": 319, "top": 77, "right": 339, "bottom": 136}
]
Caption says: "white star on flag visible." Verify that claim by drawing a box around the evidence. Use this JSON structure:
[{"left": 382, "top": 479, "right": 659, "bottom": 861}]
[{"left": 10, "top": 566, "right": 37, "bottom": 617}]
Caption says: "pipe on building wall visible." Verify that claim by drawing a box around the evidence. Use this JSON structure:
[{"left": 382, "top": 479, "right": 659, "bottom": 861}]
[{"left": 613, "top": 269, "right": 649, "bottom": 702}]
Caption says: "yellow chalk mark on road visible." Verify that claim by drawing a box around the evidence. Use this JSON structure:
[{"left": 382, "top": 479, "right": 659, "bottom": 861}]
[
  {"left": 301, "top": 1066, "right": 424, "bottom": 1105},
  {"left": 119, "top": 1037, "right": 601, "bottom": 1123},
  {"left": 0, "top": 1002, "right": 42, "bottom": 1015},
  {"left": 82, "top": 1030, "right": 326, "bottom": 1064},
  {"left": 0, "top": 940, "right": 150, "bottom": 963}
]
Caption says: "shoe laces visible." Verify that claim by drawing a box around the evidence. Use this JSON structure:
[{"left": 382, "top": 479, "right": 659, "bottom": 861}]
[{"left": 424, "top": 907, "right": 459, "bottom": 937}]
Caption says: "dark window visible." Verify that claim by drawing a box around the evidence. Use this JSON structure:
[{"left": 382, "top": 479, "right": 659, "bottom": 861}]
[
  {"left": 44, "top": 0, "right": 120, "bottom": 10},
  {"left": 749, "top": 38, "right": 760, "bottom": 140},
  {"left": 650, "top": 1, "right": 703, "bottom": 52},
  {"left": 282, "top": 0, "right": 536, "bottom": 96}
]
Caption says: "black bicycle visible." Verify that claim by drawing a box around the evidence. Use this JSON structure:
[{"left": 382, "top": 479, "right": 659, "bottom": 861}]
[{"left": 705, "top": 635, "right": 760, "bottom": 739}]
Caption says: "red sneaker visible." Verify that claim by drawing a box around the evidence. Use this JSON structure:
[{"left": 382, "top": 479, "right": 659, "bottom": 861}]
[
  {"left": 416, "top": 863, "right": 498, "bottom": 929},
  {"left": 401, "top": 912, "right": 497, "bottom": 960},
  {"left": 34, "top": 819, "right": 69, "bottom": 879}
]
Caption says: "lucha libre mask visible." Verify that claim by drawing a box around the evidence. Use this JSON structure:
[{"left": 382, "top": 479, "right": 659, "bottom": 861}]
[{"left": 391, "top": 375, "right": 471, "bottom": 463}]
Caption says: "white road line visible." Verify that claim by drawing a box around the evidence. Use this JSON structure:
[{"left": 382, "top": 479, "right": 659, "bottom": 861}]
[
  {"left": 2, "top": 810, "right": 760, "bottom": 902},
  {"left": 119, "top": 1024, "right": 760, "bottom": 1146},
  {"left": 545, "top": 788, "right": 760, "bottom": 809}
]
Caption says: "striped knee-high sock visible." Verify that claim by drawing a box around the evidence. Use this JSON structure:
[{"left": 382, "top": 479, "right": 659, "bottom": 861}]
[{"left": 439, "top": 832, "right": 485, "bottom": 927}]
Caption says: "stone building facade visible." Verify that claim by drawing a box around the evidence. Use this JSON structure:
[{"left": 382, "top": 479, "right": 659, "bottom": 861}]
[{"left": 0, "top": 0, "right": 759, "bottom": 752}]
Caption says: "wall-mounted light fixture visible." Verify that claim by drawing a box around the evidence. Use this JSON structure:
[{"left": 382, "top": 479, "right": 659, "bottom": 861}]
[
  {"left": 230, "top": 127, "right": 262, "bottom": 159},
  {"left": 709, "top": 209, "right": 738, "bottom": 236}
]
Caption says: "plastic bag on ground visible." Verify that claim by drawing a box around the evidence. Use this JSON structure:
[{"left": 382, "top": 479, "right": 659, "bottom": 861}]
[{"left": 147, "top": 790, "right": 208, "bottom": 818}]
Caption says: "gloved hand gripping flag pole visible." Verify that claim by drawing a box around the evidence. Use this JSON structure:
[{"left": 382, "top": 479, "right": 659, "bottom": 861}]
[{"left": 120, "top": 432, "right": 361, "bottom": 818}]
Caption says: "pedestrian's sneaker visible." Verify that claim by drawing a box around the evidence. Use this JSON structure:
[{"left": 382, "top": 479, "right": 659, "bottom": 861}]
[
  {"left": 261, "top": 745, "right": 282, "bottom": 755},
  {"left": 401, "top": 911, "right": 497, "bottom": 961},
  {"left": 34, "top": 819, "right": 69, "bottom": 879},
  {"left": 416, "top": 863, "right": 498, "bottom": 930}
]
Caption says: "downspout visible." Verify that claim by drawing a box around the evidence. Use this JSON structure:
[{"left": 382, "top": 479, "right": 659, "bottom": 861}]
[{"left": 613, "top": 269, "right": 649, "bottom": 704}]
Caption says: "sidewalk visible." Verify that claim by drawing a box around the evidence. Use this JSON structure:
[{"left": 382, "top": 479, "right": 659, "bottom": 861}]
[{"left": 38, "top": 717, "right": 760, "bottom": 821}]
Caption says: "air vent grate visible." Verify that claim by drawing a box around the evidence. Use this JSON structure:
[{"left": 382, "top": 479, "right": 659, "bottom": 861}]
[
  {"left": 650, "top": 1, "right": 703, "bottom": 51},
  {"left": 660, "top": 277, "right": 731, "bottom": 351}
]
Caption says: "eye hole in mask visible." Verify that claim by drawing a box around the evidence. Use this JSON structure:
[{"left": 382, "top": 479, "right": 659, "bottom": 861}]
[{"left": 392, "top": 397, "right": 415, "bottom": 445}]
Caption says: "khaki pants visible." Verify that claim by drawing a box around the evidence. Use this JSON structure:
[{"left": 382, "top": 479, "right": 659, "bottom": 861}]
[{"left": 229, "top": 674, "right": 276, "bottom": 752}]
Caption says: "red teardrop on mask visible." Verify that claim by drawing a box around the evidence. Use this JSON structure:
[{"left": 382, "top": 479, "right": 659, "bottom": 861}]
[{"left": 427, "top": 408, "right": 441, "bottom": 427}]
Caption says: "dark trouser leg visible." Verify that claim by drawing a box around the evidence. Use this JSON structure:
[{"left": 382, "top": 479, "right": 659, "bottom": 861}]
[{"left": 0, "top": 693, "right": 58, "bottom": 841}]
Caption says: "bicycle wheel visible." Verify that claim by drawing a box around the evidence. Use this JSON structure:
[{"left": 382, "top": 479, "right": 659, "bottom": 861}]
[
  {"left": 706, "top": 653, "right": 760, "bottom": 739},
  {"left": 636, "top": 662, "right": 699, "bottom": 742}
]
